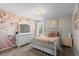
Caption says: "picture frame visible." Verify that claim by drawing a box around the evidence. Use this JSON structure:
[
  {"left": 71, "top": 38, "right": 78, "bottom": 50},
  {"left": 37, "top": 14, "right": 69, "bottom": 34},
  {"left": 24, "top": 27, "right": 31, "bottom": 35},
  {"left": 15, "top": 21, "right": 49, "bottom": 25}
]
[{"left": 47, "top": 19, "right": 58, "bottom": 28}]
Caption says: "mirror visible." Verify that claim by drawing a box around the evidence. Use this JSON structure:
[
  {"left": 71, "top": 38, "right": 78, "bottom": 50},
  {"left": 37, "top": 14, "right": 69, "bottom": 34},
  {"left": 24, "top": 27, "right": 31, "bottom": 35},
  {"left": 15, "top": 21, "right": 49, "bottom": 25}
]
[{"left": 36, "top": 21, "right": 44, "bottom": 36}]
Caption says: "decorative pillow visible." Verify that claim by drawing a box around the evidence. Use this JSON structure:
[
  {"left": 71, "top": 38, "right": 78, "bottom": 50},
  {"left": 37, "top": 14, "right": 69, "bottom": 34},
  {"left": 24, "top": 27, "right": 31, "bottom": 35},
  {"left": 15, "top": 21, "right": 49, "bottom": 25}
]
[{"left": 46, "top": 32, "right": 57, "bottom": 37}]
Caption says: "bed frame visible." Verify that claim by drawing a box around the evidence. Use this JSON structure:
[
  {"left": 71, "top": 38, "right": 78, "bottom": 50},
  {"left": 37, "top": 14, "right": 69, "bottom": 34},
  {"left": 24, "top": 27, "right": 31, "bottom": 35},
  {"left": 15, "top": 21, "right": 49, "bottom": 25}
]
[{"left": 31, "top": 37, "right": 60, "bottom": 56}]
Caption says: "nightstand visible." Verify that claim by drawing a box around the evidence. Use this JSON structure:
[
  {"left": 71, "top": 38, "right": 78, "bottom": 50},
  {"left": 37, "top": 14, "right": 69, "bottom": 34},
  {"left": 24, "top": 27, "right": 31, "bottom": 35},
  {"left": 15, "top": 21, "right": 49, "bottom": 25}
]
[{"left": 61, "top": 37, "right": 72, "bottom": 47}]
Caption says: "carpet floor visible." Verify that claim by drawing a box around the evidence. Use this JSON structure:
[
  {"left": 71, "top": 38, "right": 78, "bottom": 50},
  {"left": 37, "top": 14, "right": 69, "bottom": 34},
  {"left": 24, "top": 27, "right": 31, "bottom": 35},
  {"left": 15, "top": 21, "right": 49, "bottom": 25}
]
[{"left": 0, "top": 44, "right": 73, "bottom": 56}]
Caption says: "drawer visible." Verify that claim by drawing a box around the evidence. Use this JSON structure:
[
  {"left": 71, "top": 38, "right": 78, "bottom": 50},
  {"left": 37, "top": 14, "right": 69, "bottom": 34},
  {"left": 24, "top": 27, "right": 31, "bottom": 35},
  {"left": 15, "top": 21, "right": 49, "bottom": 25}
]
[{"left": 16, "top": 34, "right": 33, "bottom": 47}]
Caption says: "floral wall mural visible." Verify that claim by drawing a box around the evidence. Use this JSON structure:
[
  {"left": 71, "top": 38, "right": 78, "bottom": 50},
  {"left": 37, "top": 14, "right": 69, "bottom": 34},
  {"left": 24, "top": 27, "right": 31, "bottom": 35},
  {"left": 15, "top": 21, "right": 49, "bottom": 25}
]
[
  {"left": 0, "top": 9, "right": 35, "bottom": 50},
  {"left": 0, "top": 9, "right": 35, "bottom": 33},
  {"left": 0, "top": 9, "right": 20, "bottom": 32},
  {"left": 0, "top": 9, "right": 20, "bottom": 50}
]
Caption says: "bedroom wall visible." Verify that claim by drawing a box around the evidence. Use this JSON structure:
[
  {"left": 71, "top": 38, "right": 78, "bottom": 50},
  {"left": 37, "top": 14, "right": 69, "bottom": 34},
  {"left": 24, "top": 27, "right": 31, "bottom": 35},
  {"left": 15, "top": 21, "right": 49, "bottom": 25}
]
[
  {"left": 0, "top": 9, "right": 35, "bottom": 36},
  {"left": 44, "top": 15, "right": 72, "bottom": 37},
  {"left": 0, "top": 9, "right": 19, "bottom": 33},
  {"left": 58, "top": 15, "right": 72, "bottom": 36}
]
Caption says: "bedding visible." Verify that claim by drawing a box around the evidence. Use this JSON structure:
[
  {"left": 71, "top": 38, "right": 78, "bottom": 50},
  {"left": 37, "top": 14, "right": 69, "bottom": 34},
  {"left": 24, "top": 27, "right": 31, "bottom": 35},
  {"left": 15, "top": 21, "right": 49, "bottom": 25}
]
[{"left": 31, "top": 35, "right": 61, "bottom": 55}]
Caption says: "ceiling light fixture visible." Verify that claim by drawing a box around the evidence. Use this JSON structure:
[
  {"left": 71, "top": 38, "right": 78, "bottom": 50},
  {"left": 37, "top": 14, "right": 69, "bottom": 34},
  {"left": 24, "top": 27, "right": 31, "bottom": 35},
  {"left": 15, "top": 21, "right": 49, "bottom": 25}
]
[
  {"left": 32, "top": 8, "right": 46, "bottom": 21},
  {"left": 32, "top": 8, "right": 46, "bottom": 16}
]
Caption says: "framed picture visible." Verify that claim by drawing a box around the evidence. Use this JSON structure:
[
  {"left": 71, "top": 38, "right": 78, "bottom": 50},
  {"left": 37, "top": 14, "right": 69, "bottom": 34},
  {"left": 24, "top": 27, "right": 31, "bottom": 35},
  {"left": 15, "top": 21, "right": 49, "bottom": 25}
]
[{"left": 47, "top": 19, "right": 58, "bottom": 28}]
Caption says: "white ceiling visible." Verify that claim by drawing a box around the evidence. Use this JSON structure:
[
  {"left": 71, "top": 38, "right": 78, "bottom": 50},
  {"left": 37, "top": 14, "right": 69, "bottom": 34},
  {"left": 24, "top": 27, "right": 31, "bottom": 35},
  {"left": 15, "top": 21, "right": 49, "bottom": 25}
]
[{"left": 0, "top": 3, "right": 75, "bottom": 19}]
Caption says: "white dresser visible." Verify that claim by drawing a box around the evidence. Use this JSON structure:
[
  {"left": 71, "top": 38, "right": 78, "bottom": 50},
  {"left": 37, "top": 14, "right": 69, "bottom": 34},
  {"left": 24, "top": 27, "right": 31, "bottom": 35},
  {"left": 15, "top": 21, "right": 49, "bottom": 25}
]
[{"left": 16, "top": 33, "right": 33, "bottom": 48}]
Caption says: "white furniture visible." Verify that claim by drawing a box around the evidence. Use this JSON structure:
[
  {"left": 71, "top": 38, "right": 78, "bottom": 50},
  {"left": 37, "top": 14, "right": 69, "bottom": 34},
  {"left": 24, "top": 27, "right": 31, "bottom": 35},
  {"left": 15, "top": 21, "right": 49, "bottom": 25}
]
[
  {"left": 16, "top": 33, "right": 33, "bottom": 48},
  {"left": 16, "top": 17, "right": 34, "bottom": 48},
  {"left": 31, "top": 37, "right": 61, "bottom": 56}
]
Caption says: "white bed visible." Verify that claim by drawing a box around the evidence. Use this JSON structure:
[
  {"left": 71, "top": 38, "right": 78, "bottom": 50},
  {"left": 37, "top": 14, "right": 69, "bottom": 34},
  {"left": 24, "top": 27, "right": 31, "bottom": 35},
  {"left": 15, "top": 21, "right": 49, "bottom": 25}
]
[{"left": 31, "top": 35, "right": 61, "bottom": 56}]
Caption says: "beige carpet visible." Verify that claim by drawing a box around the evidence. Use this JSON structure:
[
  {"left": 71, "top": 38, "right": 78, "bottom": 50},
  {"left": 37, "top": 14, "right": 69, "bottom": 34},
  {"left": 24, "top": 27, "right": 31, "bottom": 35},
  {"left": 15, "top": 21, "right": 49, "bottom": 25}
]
[{"left": 0, "top": 44, "right": 73, "bottom": 56}]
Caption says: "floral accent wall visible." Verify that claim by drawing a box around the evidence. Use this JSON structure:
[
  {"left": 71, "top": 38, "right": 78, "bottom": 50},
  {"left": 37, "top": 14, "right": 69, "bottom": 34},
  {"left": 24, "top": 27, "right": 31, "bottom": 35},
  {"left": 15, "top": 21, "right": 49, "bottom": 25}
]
[
  {"left": 0, "top": 9, "right": 20, "bottom": 32},
  {"left": 0, "top": 9, "right": 35, "bottom": 35}
]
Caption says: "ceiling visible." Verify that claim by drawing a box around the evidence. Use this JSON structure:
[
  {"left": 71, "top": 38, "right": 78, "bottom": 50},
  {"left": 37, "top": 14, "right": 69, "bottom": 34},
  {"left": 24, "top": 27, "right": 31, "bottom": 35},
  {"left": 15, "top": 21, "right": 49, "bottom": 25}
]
[{"left": 0, "top": 3, "right": 75, "bottom": 20}]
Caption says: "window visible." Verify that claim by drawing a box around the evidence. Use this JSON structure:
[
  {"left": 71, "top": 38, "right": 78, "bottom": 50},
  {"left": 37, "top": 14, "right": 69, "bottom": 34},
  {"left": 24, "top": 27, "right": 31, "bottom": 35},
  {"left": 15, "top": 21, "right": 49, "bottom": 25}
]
[{"left": 20, "top": 24, "right": 30, "bottom": 33}]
